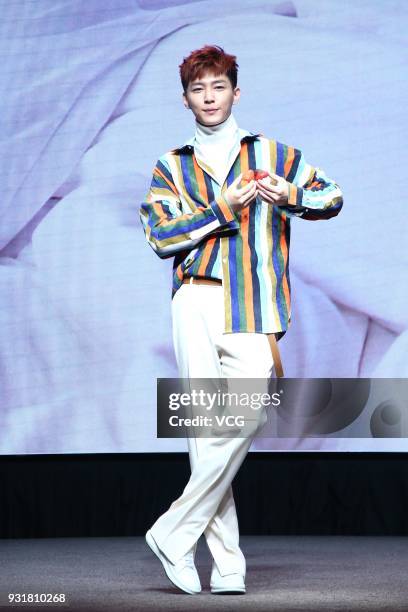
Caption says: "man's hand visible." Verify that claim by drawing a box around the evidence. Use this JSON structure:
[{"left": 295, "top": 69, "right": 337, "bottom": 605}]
[
  {"left": 256, "top": 173, "right": 290, "bottom": 206},
  {"left": 224, "top": 173, "right": 258, "bottom": 212}
]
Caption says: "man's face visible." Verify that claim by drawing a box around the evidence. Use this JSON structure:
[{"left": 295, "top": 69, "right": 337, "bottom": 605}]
[{"left": 182, "top": 71, "right": 240, "bottom": 127}]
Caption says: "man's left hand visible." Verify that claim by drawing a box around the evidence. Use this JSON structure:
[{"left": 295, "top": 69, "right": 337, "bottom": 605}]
[{"left": 256, "top": 173, "right": 290, "bottom": 206}]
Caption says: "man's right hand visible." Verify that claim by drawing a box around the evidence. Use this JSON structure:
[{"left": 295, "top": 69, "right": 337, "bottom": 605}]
[{"left": 224, "top": 173, "right": 258, "bottom": 212}]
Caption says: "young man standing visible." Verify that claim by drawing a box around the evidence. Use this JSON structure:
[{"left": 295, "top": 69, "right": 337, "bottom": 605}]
[{"left": 140, "top": 45, "right": 343, "bottom": 595}]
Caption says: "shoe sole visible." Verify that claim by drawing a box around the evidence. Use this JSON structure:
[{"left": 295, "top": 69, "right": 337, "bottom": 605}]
[
  {"left": 211, "top": 586, "right": 246, "bottom": 594},
  {"left": 145, "top": 529, "right": 201, "bottom": 595}
]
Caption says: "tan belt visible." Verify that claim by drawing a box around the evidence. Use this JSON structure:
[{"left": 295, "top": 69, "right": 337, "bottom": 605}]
[
  {"left": 267, "top": 333, "right": 284, "bottom": 378},
  {"left": 182, "top": 276, "right": 284, "bottom": 377}
]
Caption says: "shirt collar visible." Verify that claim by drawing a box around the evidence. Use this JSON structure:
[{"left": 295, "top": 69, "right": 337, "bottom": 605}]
[{"left": 171, "top": 129, "right": 263, "bottom": 155}]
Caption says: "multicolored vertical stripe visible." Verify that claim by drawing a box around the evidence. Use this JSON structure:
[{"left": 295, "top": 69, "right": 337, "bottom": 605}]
[{"left": 140, "top": 130, "right": 343, "bottom": 336}]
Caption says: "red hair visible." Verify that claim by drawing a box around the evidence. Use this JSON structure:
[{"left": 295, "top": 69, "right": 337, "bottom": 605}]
[{"left": 179, "top": 45, "right": 238, "bottom": 92}]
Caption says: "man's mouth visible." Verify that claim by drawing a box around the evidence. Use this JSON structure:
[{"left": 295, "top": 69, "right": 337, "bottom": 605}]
[{"left": 203, "top": 109, "right": 219, "bottom": 114}]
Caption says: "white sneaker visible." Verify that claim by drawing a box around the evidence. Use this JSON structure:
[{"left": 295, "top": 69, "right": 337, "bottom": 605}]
[
  {"left": 210, "top": 562, "right": 246, "bottom": 594},
  {"left": 145, "top": 529, "right": 201, "bottom": 594}
]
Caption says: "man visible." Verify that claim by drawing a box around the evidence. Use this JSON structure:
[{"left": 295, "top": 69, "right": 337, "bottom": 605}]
[{"left": 140, "top": 45, "right": 343, "bottom": 595}]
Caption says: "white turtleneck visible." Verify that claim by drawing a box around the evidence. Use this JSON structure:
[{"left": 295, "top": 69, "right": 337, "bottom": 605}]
[{"left": 193, "top": 112, "right": 241, "bottom": 186}]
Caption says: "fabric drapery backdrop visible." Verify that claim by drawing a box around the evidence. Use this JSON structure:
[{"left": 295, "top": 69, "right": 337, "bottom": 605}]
[
  {"left": 1, "top": 453, "right": 408, "bottom": 537},
  {"left": 0, "top": 0, "right": 407, "bottom": 453}
]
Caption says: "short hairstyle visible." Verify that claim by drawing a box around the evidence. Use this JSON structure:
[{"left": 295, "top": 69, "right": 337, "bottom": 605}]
[{"left": 179, "top": 45, "right": 238, "bottom": 92}]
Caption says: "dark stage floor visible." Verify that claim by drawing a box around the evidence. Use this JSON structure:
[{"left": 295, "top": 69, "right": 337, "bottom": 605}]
[{"left": 1, "top": 536, "right": 408, "bottom": 611}]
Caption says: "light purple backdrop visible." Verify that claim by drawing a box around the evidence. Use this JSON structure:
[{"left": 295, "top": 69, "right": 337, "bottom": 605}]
[{"left": 0, "top": 0, "right": 407, "bottom": 453}]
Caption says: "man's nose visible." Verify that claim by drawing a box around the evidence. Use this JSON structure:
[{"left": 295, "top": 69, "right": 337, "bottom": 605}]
[{"left": 204, "top": 89, "right": 215, "bottom": 103}]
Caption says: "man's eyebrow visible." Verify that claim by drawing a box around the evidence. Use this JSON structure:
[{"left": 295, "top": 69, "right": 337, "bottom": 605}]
[{"left": 190, "top": 79, "right": 228, "bottom": 86}]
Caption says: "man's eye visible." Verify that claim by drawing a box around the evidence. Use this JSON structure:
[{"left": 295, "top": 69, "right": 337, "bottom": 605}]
[{"left": 215, "top": 86, "right": 224, "bottom": 90}]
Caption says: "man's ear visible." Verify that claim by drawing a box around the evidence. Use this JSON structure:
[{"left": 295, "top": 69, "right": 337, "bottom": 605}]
[
  {"left": 233, "top": 87, "right": 241, "bottom": 105},
  {"left": 182, "top": 92, "right": 190, "bottom": 109}
]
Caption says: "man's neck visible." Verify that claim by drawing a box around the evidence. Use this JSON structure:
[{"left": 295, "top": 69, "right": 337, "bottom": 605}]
[{"left": 194, "top": 113, "right": 238, "bottom": 146}]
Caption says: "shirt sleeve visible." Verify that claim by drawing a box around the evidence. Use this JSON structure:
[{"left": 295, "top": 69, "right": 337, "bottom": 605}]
[
  {"left": 139, "top": 157, "right": 239, "bottom": 259},
  {"left": 279, "top": 146, "right": 343, "bottom": 221}
]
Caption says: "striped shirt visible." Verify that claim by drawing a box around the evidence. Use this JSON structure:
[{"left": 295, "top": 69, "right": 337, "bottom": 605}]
[{"left": 140, "top": 129, "right": 343, "bottom": 338}]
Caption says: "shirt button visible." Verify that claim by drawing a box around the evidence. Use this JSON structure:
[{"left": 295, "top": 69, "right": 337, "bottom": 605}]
[{"left": 222, "top": 257, "right": 227, "bottom": 263}]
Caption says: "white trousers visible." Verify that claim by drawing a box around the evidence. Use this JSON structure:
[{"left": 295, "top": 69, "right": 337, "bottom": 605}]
[{"left": 150, "top": 283, "right": 275, "bottom": 576}]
